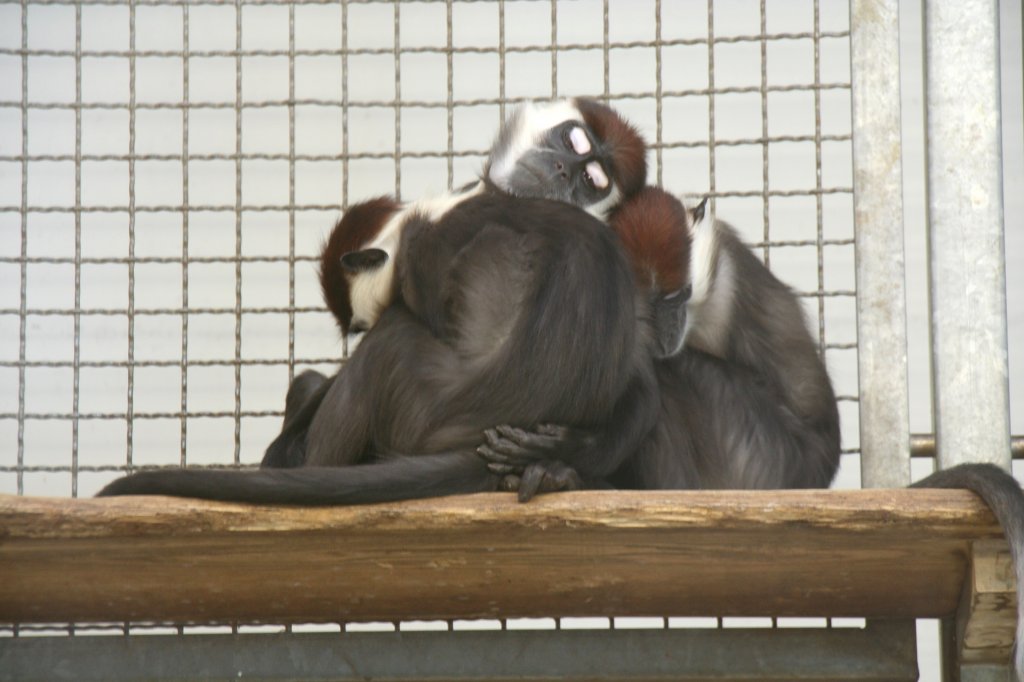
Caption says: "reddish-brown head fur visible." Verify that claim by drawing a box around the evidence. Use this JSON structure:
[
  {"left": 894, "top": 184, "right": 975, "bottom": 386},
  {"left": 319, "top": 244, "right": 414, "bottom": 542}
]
[
  {"left": 319, "top": 196, "right": 401, "bottom": 333},
  {"left": 574, "top": 97, "right": 648, "bottom": 199},
  {"left": 609, "top": 186, "right": 691, "bottom": 294}
]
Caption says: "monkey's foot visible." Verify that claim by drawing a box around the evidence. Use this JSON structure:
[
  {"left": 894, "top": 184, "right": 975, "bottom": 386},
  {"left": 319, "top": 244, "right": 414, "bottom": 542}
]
[{"left": 497, "top": 460, "right": 584, "bottom": 503}]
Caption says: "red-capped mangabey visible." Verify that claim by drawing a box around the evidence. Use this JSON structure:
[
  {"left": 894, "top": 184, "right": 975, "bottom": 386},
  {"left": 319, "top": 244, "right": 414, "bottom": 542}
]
[
  {"left": 481, "top": 186, "right": 700, "bottom": 499},
  {"left": 263, "top": 96, "right": 651, "bottom": 471},
  {"left": 471, "top": 98, "right": 843, "bottom": 494},
  {"left": 99, "top": 179, "right": 670, "bottom": 504}
]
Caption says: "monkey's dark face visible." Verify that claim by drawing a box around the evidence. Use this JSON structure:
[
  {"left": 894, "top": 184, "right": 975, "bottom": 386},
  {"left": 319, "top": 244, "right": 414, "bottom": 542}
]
[
  {"left": 607, "top": 186, "right": 695, "bottom": 359},
  {"left": 652, "top": 284, "right": 692, "bottom": 358},
  {"left": 501, "top": 120, "right": 616, "bottom": 209},
  {"left": 486, "top": 100, "right": 623, "bottom": 216}
]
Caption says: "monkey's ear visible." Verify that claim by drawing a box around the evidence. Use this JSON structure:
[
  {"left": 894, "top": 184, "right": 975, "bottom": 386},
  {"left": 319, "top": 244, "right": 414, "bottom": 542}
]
[
  {"left": 340, "top": 248, "right": 388, "bottom": 273},
  {"left": 692, "top": 196, "right": 709, "bottom": 225}
]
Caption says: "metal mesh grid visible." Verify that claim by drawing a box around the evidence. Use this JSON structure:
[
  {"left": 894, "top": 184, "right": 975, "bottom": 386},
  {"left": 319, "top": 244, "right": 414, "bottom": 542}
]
[
  {"left": 1, "top": 3, "right": 952, "bottom": 676},
  {"left": 0, "top": 0, "right": 859, "bottom": 501}
]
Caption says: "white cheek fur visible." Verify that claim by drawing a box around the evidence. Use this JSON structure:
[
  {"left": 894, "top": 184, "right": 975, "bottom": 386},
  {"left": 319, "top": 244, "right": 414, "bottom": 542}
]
[
  {"left": 688, "top": 206, "right": 716, "bottom": 306},
  {"left": 346, "top": 183, "right": 485, "bottom": 332},
  {"left": 348, "top": 262, "right": 396, "bottom": 331}
]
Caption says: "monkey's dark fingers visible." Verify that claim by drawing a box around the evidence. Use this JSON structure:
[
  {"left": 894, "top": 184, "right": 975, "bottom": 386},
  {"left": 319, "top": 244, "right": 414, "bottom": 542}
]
[
  {"left": 477, "top": 442, "right": 519, "bottom": 466},
  {"left": 517, "top": 460, "right": 585, "bottom": 503},
  {"left": 480, "top": 428, "right": 547, "bottom": 463},
  {"left": 536, "top": 423, "right": 574, "bottom": 439},
  {"left": 499, "top": 474, "right": 522, "bottom": 492},
  {"left": 484, "top": 460, "right": 520, "bottom": 476},
  {"left": 494, "top": 424, "right": 568, "bottom": 454},
  {"left": 517, "top": 464, "right": 546, "bottom": 502}
]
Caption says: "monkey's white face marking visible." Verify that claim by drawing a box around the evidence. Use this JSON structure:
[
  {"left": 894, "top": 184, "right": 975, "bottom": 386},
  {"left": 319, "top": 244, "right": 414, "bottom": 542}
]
[
  {"left": 585, "top": 161, "right": 609, "bottom": 190},
  {"left": 569, "top": 126, "right": 591, "bottom": 155},
  {"left": 586, "top": 185, "right": 620, "bottom": 219},
  {"left": 488, "top": 99, "right": 583, "bottom": 190},
  {"left": 347, "top": 183, "right": 485, "bottom": 334},
  {"left": 688, "top": 204, "right": 716, "bottom": 306},
  {"left": 682, "top": 202, "right": 734, "bottom": 357},
  {"left": 348, "top": 210, "right": 403, "bottom": 333}
]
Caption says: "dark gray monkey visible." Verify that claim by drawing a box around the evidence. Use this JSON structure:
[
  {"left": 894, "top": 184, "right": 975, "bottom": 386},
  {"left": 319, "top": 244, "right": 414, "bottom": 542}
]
[
  {"left": 99, "top": 183, "right": 665, "bottom": 503},
  {"left": 480, "top": 165, "right": 839, "bottom": 492},
  {"left": 260, "top": 96, "right": 654, "bottom": 474}
]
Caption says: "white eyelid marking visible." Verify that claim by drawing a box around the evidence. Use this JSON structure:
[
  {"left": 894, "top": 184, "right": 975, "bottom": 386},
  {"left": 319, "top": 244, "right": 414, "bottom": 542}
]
[
  {"left": 569, "top": 126, "right": 591, "bottom": 155},
  {"left": 585, "top": 161, "right": 609, "bottom": 189}
]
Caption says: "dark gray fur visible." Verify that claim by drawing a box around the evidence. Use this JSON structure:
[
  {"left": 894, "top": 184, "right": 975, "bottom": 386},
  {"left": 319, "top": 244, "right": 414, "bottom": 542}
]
[
  {"left": 100, "top": 189, "right": 659, "bottom": 504},
  {"left": 485, "top": 218, "right": 841, "bottom": 491},
  {"left": 645, "top": 221, "right": 840, "bottom": 489}
]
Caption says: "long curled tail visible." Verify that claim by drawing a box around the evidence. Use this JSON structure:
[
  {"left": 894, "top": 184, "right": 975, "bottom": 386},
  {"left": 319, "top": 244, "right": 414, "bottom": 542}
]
[
  {"left": 98, "top": 453, "right": 497, "bottom": 506},
  {"left": 912, "top": 463, "right": 1024, "bottom": 679}
]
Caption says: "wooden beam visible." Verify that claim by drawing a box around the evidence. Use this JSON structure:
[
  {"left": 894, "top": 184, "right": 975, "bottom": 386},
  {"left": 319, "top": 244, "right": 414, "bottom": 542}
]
[
  {"left": 0, "top": 489, "right": 1008, "bottom": 626},
  {"left": 958, "top": 538, "right": 1019, "bottom": 664}
]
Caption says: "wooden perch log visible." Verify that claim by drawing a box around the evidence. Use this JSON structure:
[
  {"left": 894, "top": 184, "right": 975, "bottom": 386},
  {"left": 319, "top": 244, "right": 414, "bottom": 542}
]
[{"left": 0, "top": 490, "right": 1012, "bottom": 629}]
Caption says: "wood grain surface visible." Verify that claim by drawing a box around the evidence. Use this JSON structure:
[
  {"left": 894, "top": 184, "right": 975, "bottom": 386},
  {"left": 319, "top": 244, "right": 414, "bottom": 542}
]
[{"left": 0, "top": 489, "right": 1010, "bottom": 626}]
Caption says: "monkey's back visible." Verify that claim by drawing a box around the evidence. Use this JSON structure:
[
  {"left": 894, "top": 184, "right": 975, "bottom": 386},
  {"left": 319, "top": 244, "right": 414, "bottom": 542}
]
[{"left": 398, "top": 189, "right": 647, "bottom": 436}]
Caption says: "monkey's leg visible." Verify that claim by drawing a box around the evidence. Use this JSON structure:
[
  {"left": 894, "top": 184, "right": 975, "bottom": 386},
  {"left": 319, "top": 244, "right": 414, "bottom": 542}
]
[
  {"left": 262, "top": 370, "right": 333, "bottom": 469},
  {"left": 284, "top": 370, "right": 329, "bottom": 424}
]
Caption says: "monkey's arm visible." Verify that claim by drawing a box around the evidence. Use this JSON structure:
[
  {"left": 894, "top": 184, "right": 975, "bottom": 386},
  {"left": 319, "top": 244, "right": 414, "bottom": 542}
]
[{"left": 478, "top": 363, "right": 659, "bottom": 500}]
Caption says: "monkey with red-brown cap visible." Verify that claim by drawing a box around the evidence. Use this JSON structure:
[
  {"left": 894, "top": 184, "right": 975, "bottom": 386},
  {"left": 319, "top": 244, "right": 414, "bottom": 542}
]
[{"left": 99, "top": 98, "right": 678, "bottom": 504}]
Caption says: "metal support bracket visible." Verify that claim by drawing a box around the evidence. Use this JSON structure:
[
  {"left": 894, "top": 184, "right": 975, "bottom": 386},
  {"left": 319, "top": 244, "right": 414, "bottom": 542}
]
[{"left": 0, "top": 621, "right": 919, "bottom": 682}]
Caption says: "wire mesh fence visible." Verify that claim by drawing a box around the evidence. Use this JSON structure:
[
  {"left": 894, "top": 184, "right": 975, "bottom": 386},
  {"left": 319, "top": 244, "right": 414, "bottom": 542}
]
[
  {"left": 0, "top": 0, "right": 859, "bottom": 501},
  {"left": 12, "top": 4, "right": 1024, "bottom": 681}
]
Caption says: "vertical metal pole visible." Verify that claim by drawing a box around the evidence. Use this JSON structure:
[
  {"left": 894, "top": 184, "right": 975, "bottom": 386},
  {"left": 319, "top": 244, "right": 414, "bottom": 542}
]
[
  {"left": 17, "top": 0, "right": 27, "bottom": 496},
  {"left": 850, "top": 0, "right": 911, "bottom": 488},
  {"left": 232, "top": 0, "right": 243, "bottom": 466},
  {"left": 181, "top": 3, "right": 190, "bottom": 468},
  {"left": 924, "top": 0, "right": 1010, "bottom": 472},
  {"left": 848, "top": 2, "right": 922, "bottom": 646}
]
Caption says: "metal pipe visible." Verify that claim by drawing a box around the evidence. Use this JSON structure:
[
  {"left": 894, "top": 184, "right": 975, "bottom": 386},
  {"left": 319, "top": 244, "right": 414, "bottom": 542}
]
[
  {"left": 850, "top": 0, "right": 911, "bottom": 488},
  {"left": 924, "top": 0, "right": 1011, "bottom": 471}
]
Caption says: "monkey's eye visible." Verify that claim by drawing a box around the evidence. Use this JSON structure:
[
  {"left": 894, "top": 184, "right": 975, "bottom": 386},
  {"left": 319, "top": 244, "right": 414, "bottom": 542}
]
[
  {"left": 663, "top": 284, "right": 693, "bottom": 302},
  {"left": 582, "top": 161, "right": 609, "bottom": 190},
  {"left": 568, "top": 126, "right": 592, "bottom": 155}
]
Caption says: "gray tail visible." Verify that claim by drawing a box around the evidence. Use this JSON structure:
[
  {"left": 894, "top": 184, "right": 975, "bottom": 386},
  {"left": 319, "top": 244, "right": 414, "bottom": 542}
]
[
  {"left": 98, "top": 453, "right": 497, "bottom": 506},
  {"left": 912, "top": 463, "right": 1024, "bottom": 679}
]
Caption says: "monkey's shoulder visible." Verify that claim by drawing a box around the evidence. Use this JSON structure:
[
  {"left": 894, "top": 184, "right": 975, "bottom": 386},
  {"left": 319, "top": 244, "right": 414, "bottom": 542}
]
[{"left": 451, "top": 191, "right": 610, "bottom": 240}]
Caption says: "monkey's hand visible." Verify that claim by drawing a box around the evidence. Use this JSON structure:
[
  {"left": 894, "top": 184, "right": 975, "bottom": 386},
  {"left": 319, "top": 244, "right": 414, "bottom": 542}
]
[
  {"left": 497, "top": 460, "right": 584, "bottom": 503},
  {"left": 477, "top": 424, "right": 596, "bottom": 470},
  {"left": 477, "top": 421, "right": 593, "bottom": 464}
]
